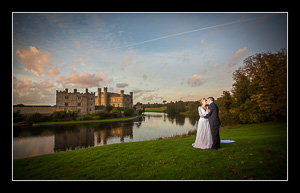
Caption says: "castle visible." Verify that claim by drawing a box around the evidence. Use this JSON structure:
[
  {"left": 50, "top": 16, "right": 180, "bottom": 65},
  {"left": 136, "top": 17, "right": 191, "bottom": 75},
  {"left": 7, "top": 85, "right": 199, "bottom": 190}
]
[{"left": 56, "top": 87, "right": 133, "bottom": 115}]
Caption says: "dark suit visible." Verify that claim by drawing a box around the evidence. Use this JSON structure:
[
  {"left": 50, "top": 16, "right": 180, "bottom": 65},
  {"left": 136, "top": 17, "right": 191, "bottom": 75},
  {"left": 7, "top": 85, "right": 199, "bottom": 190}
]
[{"left": 204, "top": 102, "right": 221, "bottom": 149}]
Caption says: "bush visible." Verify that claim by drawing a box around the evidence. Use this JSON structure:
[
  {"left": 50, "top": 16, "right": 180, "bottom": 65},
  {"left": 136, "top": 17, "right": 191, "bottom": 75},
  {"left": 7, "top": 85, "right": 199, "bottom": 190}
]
[
  {"left": 13, "top": 110, "right": 25, "bottom": 123},
  {"left": 111, "top": 108, "right": 120, "bottom": 117},
  {"left": 62, "top": 117, "right": 71, "bottom": 121},
  {"left": 106, "top": 104, "right": 114, "bottom": 112},
  {"left": 51, "top": 111, "right": 67, "bottom": 121},
  {"left": 76, "top": 117, "right": 83, "bottom": 121},
  {"left": 124, "top": 107, "right": 135, "bottom": 117},
  {"left": 83, "top": 114, "right": 92, "bottom": 120},
  {"left": 92, "top": 115, "right": 101, "bottom": 120},
  {"left": 96, "top": 111, "right": 111, "bottom": 118},
  {"left": 27, "top": 113, "right": 44, "bottom": 123}
]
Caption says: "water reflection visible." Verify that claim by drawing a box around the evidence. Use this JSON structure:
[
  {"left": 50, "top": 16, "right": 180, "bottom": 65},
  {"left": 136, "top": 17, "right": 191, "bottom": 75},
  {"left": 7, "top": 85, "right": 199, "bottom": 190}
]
[{"left": 13, "top": 112, "right": 198, "bottom": 159}]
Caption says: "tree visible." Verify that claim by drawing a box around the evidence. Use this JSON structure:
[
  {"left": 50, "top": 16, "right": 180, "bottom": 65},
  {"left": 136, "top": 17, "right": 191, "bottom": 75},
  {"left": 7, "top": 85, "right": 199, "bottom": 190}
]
[{"left": 231, "top": 48, "right": 287, "bottom": 123}]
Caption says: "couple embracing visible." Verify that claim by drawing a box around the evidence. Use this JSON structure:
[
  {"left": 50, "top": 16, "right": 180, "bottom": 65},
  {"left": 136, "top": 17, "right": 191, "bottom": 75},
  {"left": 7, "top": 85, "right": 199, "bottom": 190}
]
[{"left": 192, "top": 97, "right": 221, "bottom": 150}]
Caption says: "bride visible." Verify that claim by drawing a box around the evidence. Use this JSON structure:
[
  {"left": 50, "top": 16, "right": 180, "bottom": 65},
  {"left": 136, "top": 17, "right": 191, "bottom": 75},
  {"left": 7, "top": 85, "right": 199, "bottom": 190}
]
[{"left": 192, "top": 98, "right": 213, "bottom": 149}]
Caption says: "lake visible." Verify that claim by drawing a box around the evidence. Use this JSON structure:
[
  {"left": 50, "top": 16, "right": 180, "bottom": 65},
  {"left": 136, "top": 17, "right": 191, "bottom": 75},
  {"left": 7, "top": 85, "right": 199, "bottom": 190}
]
[{"left": 13, "top": 112, "right": 199, "bottom": 160}]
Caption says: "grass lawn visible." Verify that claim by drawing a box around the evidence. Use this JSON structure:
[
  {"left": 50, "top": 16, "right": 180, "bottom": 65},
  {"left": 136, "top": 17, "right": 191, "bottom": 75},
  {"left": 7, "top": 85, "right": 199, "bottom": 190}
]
[
  {"left": 33, "top": 116, "right": 138, "bottom": 126},
  {"left": 145, "top": 107, "right": 167, "bottom": 112},
  {"left": 13, "top": 121, "right": 287, "bottom": 180}
]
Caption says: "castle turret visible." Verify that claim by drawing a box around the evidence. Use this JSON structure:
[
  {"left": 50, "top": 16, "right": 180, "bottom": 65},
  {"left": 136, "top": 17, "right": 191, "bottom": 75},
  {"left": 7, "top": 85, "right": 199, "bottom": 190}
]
[
  {"left": 95, "top": 88, "right": 101, "bottom": 106},
  {"left": 120, "top": 90, "right": 125, "bottom": 107},
  {"left": 130, "top": 92, "right": 133, "bottom": 108},
  {"left": 104, "top": 87, "right": 108, "bottom": 106}
]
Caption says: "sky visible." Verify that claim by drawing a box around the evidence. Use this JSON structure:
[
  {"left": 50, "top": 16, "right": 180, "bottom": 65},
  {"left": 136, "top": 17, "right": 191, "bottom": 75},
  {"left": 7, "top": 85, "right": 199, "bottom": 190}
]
[{"left": 13, "top": 12, "right": 287, "bottom": 105}]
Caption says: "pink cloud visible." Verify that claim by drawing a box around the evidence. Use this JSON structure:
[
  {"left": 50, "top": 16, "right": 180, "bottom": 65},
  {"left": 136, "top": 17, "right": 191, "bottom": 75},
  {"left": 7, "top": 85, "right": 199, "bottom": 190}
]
[
  {"left": 187, "top": 74, "right": 207, "bottom": 87},
  {"left": 13, "top": 76, "right": 55, "bottom": 105},
  {"left": 233, "top": 47, "right": 248, "bottom": 61},
  {"left": 47, "top": 64, "right": 60, "bottom": 78},
  {"left": 16, "top": 46, "right": 52, "bottom": 76},
  {"left": 121, "top": 55, "right": 133, "bottom": 68},
  {"left": 58, "top": 71, "right": 112, "bottom": 88},
  {"left": 228, "top": 47, "right": 248, "bottom": 72}
]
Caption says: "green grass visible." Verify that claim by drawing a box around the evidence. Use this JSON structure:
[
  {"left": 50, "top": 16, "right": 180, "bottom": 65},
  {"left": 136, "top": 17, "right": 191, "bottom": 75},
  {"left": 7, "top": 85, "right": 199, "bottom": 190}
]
[
  {"left": 13, "top": 121, "right": 287, "bottom": 180},
  {"left": 145, "top": 107, "right": 167, "bottom": 112},
  {"left": 33, "top": 116, "right": 138, "bottom": 126}
]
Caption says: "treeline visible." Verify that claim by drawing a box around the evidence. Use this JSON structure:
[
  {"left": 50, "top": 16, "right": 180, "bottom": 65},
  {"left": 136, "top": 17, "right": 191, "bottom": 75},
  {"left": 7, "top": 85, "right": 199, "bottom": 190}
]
[
  {"left": 166, "top": 101, "right": 199, "bottom": 117},
  {"left": 166, "top": 49, "right": 287, "bottom": 126}
]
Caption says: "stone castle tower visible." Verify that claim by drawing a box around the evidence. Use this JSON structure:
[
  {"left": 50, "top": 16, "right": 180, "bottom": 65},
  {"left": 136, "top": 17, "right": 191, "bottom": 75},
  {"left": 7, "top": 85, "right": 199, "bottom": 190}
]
[{"left": 95, "top": 87, "right": 133, "bottom": 108}]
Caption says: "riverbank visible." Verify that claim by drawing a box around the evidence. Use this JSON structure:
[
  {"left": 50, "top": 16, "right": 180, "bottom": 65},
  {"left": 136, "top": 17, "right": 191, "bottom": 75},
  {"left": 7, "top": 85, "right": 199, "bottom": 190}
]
[
  {"left": 13, "top": 121, "right": 287, "bottom": 180},
  {"left": 32, "top": 116, "right": 141, "bottom": 126}
]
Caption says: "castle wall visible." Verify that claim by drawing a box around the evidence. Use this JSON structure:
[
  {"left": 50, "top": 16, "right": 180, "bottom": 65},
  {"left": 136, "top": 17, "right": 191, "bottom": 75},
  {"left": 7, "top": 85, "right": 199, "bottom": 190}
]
[{"left": 56, "top": 88, "right": 95, "bottom": 115}]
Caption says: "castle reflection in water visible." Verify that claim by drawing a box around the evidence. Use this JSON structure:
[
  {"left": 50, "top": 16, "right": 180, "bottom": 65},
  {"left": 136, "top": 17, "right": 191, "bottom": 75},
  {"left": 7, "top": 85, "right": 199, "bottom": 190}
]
[{"left": 45, "top": 121, "right": 136, "bottom": 152}]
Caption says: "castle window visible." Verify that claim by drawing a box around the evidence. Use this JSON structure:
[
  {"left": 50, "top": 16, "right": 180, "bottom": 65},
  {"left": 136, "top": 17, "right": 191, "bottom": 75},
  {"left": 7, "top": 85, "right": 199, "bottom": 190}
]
[
  {"left": 91, "top": 97, "right": 93, "bottom": 101},
  {"left": 78, "top": 103, "right": 81, "bottom": 106},
  {"left": 77, "top": 96, "right": 81, "bottom": 100},
  {"left": 65, "top": 96, "right": 69, "bottom": 100},
  {"left": 65, "top": 102, "right": 68, "bottom": 106}
]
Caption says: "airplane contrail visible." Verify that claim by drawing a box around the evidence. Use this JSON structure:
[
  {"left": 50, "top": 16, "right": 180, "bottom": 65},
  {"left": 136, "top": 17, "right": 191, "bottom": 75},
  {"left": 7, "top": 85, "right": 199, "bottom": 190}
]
[{"left": 103, "top": 16, "right": 258, "bottom": 51}]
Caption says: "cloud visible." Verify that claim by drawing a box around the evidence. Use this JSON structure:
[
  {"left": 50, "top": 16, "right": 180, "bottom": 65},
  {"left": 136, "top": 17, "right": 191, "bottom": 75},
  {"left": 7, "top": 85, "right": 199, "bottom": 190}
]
[
  {"left": 233, "top": 47, "right": 248, "bottom": 61},
  {"left": 16, "top": 46, "right": 52, "bottom": 76},
  {"left": 13, "top": 76, "right": 55, "bottom": 105},
  {"left": 200, "top": 40, "right": 207, "bottom": 45},
  {"left": 228, "top": 47, "right": 248, "bottom": 72},
  {"left": 47, "top": 64, "right": 60, "bottom": 78},
  {"left": 142, "top": 92, "right": 164, "bottom": 102},
  {"left": 132, "top": 88, "right": 155, "bottom": 100},
  {"left": 187, "top": 74, "right": 207, "bottom": 87},
  {"left": 72, "top": 57, "right": 90, "bottom": 66},
  {"left": 116, "top": 83, "right": 129, "bottom": 88},
  {"left": 121, "top": 50, "right": 136, "bottom": 70},
  {"left": 58, "top": 71, "right": 111, "bottom": 88}
]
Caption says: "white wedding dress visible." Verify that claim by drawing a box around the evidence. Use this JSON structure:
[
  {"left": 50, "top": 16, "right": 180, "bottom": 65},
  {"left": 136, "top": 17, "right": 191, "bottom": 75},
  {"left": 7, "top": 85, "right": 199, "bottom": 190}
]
[
  {"left": 192, "top": 106, "right": 235, "bottom": 149},
  {"left": 192, "top": 107, "right": 213, "bottom": 149}
]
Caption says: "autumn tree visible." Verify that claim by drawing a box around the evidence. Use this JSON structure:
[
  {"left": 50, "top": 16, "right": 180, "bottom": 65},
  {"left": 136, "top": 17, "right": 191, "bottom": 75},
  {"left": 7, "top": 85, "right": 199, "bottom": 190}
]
[{"left": 230, "top": 48, "right": 287, "bottom": 123}]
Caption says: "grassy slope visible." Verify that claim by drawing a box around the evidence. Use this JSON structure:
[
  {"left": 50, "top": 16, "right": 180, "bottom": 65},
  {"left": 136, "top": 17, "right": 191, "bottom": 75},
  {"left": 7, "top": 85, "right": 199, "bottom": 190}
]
[
  {"left": 144, "top": 107, "right": 167, "bottom": 112},
  {"left": 13, "top": 121, "right": 287, "bottom": 180}
]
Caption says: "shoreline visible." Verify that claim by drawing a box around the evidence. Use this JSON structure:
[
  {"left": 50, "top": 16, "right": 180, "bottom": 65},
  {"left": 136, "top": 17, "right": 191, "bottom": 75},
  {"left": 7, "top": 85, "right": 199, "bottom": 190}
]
[{"left": 32, "top": 116, "right": 142, "bottom": 126}]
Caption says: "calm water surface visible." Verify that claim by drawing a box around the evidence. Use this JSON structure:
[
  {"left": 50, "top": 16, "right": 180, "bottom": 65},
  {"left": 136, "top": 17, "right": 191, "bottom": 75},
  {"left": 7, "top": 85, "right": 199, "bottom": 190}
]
[{"left": 13, "top": 112, "right": 198, "bottom": 159}]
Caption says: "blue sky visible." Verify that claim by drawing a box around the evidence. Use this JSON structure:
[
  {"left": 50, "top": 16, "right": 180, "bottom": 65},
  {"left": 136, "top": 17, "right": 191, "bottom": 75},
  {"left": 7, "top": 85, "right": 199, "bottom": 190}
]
[{"left": 13, "top": 12, "right": 287, "bottom": 105}]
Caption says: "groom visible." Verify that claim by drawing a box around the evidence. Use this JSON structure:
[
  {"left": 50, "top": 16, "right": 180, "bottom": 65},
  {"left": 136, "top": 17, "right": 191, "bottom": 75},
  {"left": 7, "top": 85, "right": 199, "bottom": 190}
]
[{"left": 201, "top": 97, "right": 221, "bottom": 150}]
